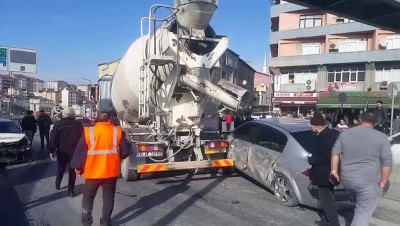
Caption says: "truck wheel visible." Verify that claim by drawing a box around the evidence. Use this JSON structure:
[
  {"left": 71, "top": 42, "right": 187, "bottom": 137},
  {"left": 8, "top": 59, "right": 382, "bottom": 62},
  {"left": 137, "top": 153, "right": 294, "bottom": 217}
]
[{"left": 126, "top": 169, "right": 140, "bottom": 181}]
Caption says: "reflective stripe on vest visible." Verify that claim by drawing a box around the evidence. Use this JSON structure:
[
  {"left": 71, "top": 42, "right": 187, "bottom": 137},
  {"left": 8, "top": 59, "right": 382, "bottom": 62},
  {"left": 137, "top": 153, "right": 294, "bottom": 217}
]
[{"left": 87, "top": 127, "right": 118, "bottom": 155}]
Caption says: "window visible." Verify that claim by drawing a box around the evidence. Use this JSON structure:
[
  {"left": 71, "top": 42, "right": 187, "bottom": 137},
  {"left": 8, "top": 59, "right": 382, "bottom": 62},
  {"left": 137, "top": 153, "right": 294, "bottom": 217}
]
[
  {"left": 328, "top": 68, "right": 366, "bottom": 82},
  {"left": 339, "top": 39, "right": 367, "bottom": 52},
  {"left": 336, "top": 17, "right": 354, "bottom": 23},
  {"left": 233, "top": 123, "right": 260, "bottom": 143},
  {"left": 255, "top": 126, "right": 288, "bottom": 153},
  {"left": 299, "top": 15, "right": 323, "bottom": 28},
  {"left": 280, "top": 70, "right": 317, "bottom": 84},
  {"left": 375, "top": 67, "right": 400, "bottom": 82},
  {"left": 291, "top": 130, "right": 317, "bottom": 154},
  {"left": 302, "top": 43, "right": 321, "bottom": 55},
  {"left": 387, "top": 35, "right": 400, "bottom": 49}
]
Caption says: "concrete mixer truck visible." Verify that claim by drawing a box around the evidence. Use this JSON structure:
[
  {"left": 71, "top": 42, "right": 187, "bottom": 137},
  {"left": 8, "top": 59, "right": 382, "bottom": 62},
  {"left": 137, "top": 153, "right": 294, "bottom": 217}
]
[{"left": 97, "top": 0, "right": 251, "bottom": 180}]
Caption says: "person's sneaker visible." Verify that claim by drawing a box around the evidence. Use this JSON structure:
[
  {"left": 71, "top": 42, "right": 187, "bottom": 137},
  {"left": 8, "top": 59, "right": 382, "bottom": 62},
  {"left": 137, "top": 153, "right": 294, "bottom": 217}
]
[{"left": 68, "top": 190, "right": 75, "bottom": 198}]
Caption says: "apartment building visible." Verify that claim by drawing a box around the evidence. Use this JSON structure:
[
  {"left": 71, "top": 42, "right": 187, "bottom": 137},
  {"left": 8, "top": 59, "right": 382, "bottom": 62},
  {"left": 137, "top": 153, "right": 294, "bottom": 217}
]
[
  {"left": 35, "top": 90, "right": 62, "bottom": 104},
  {"left": 270, "top": 0, "right": 400, "bottom": 114},
  {"left": 46, "top": 80, "right": 68, "bottom": 91}
]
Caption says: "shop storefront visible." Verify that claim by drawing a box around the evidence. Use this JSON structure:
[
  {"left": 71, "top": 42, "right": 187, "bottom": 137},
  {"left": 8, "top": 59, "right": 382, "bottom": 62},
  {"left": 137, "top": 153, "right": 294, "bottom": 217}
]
[
  {"left": 318, "top": 91, "right": 400, "bottom": 109},
  {"left": 274, "top": 92, "right": 318, "bottom": 116}
]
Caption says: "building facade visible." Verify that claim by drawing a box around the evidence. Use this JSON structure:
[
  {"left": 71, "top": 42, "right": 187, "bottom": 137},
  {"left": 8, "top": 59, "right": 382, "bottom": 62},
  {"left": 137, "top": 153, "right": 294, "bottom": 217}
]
[
  {"left": 98, "top": 59, "right": 120, "bottom": 79},
  {"left": 61, "top": 88, "right": 79, "bottom": 108},
  {"left": 46, "top": 80, "right": 68, "bottom": 91},
  {"left": 270, "top": 1, "right": 400, "bottom": 115},
  {"left": 35, "top": 90, "right": 62, "bottom": 104},
  {"left": 253, "top": 72, "right": 273, "bottom": 111}
]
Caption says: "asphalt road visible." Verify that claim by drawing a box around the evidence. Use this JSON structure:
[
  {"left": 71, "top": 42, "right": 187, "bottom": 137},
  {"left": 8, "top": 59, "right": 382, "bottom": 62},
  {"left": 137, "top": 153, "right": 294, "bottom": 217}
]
[{"left": 1, "top": 134, "right": 399, "bottom": 226}]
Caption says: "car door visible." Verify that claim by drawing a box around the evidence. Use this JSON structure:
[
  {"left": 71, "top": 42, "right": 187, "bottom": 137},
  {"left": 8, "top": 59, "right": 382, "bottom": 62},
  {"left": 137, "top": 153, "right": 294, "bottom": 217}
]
[
  {"left": 228, "top": 122, "right": 259, "bottom": 171},
  {"left": 247, "top": 124, "right": 288, "bottom": 183}
]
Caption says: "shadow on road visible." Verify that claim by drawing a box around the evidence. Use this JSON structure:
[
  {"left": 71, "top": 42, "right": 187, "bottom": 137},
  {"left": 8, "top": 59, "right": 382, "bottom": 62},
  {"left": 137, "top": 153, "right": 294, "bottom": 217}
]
[
  {"left": 7, "top": 160, "right": 57, "bottom": 186},
  {"left": 24, "top": 184, "right": 84, "bottom": 210},
  {"left": 112, "top": 173, "right": 194, "bottom": 225},
  {"left": 112, "top": 173, "right": 226, "bottom": 225},
  {"left": 153, "top": 176, "right": 226, "bottom": 226},
  {"left": 0, "top": 167, "right": 31, "bottom": 226}
]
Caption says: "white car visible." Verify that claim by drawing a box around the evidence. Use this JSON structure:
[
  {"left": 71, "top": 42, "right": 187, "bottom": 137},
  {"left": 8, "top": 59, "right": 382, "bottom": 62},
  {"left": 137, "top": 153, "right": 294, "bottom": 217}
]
[
  {"left": 0, "top": 118, "right": 32, "bottom": 166},
  {"left": 251, "top": 112, "right": 276, "bottom": 120}
]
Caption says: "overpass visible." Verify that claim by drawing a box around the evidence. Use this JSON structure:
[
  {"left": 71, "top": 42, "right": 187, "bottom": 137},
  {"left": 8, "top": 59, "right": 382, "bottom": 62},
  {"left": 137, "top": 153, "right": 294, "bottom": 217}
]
[{"left": 284, "top": 0, "right": 400, "bottom": 32}]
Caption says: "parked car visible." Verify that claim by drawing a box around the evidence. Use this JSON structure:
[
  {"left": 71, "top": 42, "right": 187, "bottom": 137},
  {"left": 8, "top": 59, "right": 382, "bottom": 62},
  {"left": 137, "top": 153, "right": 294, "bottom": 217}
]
[
  {"left": 228, "top": 118, "right": 353, "bottom": 208},
  {"left": 251, "top": 111, "right": 276, "bottom": 120},
  {"left": 0, "top": 118, "right": 32, "bottom": 166}
]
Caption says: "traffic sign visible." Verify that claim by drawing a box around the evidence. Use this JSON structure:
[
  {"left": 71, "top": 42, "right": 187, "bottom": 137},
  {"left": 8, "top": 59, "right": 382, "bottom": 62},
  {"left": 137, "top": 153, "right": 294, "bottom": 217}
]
[
  {"left": 388, "top": 82, "right": 398, "bottom": 99},
  {"left": 338, "top": 93, "right": 348, "bottom": 103}
]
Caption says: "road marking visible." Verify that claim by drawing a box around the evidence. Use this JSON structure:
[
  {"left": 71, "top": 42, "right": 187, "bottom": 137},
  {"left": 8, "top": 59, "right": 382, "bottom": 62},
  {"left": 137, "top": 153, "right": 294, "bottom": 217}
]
[{"left": 370, "top": 217, "right": 399, "bottom": 226}]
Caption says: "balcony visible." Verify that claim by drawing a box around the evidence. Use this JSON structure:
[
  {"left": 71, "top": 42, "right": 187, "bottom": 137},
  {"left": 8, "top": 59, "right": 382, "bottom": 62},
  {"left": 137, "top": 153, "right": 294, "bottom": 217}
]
[
  {"left": 269, "top": 49, "right": 400, "bottom": 67},
  {"left": 271, "top": 2, "right": 308, "bottom": 18},
  {"left": 270, "top": 22, "right": 376, "bottom": 44}
]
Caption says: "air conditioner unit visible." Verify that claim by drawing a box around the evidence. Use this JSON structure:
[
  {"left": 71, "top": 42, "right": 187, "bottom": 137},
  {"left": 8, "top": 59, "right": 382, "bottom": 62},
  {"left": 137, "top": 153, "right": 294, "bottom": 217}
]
[
  {"left": 380, "top": 81, "right": 389, "bottom": 90},
  {"left": 305, "top": 79, "right": 316, "bottom": 92},
  {"left": 329, "top": 43, "right": 339, "bottom": 52}
]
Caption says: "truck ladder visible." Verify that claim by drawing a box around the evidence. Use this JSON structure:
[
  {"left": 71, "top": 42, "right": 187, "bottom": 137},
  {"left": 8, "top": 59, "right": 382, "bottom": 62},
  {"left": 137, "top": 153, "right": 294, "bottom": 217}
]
[{"left": 139, "top": 4, "right": 177, "bottom": 118}]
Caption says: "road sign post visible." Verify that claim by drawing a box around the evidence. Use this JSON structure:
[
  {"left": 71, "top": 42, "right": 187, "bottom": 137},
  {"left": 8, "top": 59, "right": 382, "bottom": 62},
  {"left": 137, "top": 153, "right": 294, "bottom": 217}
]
[
  {"left": 388, "top": 83, "right": 398, "bottom": 136},
  {"left": 338, "top": 93, "right": 348, "bottom": 113}
]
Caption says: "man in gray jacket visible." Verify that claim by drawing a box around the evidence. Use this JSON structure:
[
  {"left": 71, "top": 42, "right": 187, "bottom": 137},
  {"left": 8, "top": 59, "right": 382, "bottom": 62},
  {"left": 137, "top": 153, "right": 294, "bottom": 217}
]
[{"left": 331, "top": 112, "right": 392, "bottom": 226}]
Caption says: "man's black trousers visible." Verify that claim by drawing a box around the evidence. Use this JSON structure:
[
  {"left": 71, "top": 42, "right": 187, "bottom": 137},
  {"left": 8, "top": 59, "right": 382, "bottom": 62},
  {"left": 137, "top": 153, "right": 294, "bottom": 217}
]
[
  {"left": 39, "top": 128, "right": 50, "bottom": 150},
  {"left": 56, "top": 152, "right": 76, "bottom": 192},
  {"left": 318, "top": 186, "right": 340, "bottom": 226},
  {"left": 82, "top": 177, "right": 117, "bottom": 226}
]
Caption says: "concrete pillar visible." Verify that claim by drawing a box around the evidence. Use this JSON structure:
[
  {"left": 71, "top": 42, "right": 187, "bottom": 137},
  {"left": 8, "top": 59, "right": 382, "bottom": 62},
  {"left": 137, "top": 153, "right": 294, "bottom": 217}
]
[
  {"left": 317, "top": 65, "right": 327, "bottom": 92},
  {"left": 365, "top": 62, "right": 376, "bottom": 91}
]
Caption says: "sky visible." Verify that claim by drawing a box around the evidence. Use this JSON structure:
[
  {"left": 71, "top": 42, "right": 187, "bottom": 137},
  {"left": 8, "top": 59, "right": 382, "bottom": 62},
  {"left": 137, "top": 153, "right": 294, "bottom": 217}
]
[{"left": 0, "top": 0, "right": 271, "bottom": 84}]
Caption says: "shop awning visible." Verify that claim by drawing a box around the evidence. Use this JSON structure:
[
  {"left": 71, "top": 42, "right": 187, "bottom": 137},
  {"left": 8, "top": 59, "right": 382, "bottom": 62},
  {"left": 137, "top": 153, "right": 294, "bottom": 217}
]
[
  {"left": 317, "top": 96, "right": 400, "bottom": 108},
  {"left": 274, "top": 97, "right": 318, "bottom": 105}
]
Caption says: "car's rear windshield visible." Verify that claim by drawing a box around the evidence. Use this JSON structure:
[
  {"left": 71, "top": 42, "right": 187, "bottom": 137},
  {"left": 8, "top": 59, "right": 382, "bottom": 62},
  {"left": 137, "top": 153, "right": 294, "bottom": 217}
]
[
  {"left": 291, "top": 130, "right": 317, "bottom": 153},
  {"left": 252, "top": 113, "right": 262, "bottom": 116}
]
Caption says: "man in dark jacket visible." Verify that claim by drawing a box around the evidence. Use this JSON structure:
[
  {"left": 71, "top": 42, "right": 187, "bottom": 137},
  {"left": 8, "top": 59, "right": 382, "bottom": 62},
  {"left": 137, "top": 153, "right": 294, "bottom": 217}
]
[
  {"left": 49, "top": 107, "right": 83, "bottom": 197},
  {"left": 21, "top": 110, "right": 37, "bottom": 145},
  {"left": 308, "top": 113, "right": 340, "bottom": 226},
  {"left": 373, "top": 100, "right": 388, "bottom": 133},
  {"left": 37, "top": 110, "right": 53, "bottom": 150}
]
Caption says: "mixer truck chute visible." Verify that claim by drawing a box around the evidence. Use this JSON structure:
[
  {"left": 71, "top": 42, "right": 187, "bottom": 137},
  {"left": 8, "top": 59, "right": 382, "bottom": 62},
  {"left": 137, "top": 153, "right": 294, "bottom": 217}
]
[{"left": 98, "top": 0, "right": 251, "bottom": 180}]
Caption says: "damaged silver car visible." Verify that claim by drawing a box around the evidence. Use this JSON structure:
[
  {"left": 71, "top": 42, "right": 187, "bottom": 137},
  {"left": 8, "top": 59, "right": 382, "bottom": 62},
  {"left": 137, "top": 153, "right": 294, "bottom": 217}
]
[
  {"left": 228, "top": 118, "right": 353, "bottom": 208},
  {"left": 0, "top": 118, "right": 32, "bottom": 166}
]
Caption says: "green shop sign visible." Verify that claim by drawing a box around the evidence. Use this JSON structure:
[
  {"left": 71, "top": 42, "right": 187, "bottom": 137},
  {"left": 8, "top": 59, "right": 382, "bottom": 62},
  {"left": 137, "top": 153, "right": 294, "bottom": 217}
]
[
  {"left": 330, "top": 91, "right": 387, "bottom": 98},
  {"left": 0, "top": 48, "right": 6, "bottom": 61}
]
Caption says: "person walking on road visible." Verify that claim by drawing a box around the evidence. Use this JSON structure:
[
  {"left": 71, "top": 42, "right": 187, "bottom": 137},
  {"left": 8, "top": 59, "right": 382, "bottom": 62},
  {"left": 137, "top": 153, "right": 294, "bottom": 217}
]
[
  {"left": 225, "top": 112, "right": 233, "bottom": 132},
  {"left": 373, "top": 100, "right": 388, "bottom": 133},
  {"left": 21, "top": 110, "right": 37, "bottom": 145},
  {"left": 331, "top": 112, "right": 393, "bottom": 226},
  {"left": 71, "top": 112, "right": 131, "bottom": 226},
  {"left": 37, "top": 109, "right": 53, "bottom": 150},
  {"left": 49, "top": 108, "right": 83, "bottom": 197},
  {"left": 308, "top": 113, "right": 340, "bottom": 226}
]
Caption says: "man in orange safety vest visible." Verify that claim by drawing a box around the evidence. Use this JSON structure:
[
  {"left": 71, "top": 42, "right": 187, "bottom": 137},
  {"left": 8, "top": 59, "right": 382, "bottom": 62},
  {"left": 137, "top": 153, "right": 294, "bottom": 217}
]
[{"left": 71, "top": 112, "right": 131, "bottom": 226}]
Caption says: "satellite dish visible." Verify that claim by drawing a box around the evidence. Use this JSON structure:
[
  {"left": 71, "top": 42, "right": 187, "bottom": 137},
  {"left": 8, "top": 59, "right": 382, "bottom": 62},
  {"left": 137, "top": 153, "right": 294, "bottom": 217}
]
[{"left": 379, "top": 39, "right": 388, "bottom": 49}]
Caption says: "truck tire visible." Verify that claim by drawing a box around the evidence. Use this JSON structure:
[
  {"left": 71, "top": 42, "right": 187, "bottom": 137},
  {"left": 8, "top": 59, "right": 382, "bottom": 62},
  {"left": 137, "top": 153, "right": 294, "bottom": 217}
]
[
  {"left": 121, "top": 157, "right": 139, "bottom": 181},
  {"left": 126, "top": 169, "right": 140, "bottom": 181}
]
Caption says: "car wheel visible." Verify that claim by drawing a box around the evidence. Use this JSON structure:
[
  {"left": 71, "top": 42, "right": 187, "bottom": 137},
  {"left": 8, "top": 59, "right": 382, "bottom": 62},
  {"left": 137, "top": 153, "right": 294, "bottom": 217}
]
[{"left": 273, "top": 174, "right": 298, "bottom": 207}]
